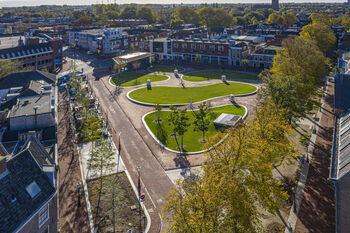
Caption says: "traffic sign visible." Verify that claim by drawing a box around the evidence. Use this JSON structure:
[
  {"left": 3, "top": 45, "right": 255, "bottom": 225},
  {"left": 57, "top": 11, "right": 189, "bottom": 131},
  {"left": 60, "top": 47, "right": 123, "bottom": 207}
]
[{"left": 140, "top": 194, "right": 145, "bottom": 202}]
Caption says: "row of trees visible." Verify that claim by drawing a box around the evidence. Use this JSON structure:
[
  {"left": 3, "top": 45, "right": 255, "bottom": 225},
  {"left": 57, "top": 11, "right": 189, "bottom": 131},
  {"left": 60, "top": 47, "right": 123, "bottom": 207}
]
[
  {"left": 163, "top": 101, "right": 297, "bottom": 232},
  {"left": 259, "top": 21, "right": 335, "bottom": 124},
  {"left": 154, "top": 103, "right": 212, "bottom": 152}
]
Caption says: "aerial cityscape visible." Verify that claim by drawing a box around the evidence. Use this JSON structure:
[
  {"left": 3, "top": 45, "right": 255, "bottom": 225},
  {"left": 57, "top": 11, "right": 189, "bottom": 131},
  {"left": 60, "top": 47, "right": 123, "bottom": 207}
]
[{"left": 0, "top": 0, "right": 349, "bottom": 233}]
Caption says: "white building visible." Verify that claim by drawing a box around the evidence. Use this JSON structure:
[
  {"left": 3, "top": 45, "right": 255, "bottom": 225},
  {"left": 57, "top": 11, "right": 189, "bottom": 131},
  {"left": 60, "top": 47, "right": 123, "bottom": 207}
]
[{"left": 68, "top": 28, "right": 128, "bottom": 55}]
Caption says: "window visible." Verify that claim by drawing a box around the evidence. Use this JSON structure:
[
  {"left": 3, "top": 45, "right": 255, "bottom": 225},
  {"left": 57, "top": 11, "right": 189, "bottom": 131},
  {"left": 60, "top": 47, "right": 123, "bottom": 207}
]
[
  {"left": 191, "top": 43, "right": 196, "bottom": 49},
  {"left": 174, "top": 43, "right": 178, "bottom": 48},
  {"left": 182, "top": 43, "right": 187, "bottom": 49},
  {"left": 42, "top": 226, "right": 49, "bottom": 233},
  {"left": 209, "top": 45, "right": 215, "bottom": 51},
  {"left": 26, "top": 181, "right": 41, "bottom": 198},
  {"left": 200, "top": 44, "right": 204, "bottom": 50},
  {"left": 218, "top": 46, "right": 224, "bottom": 52},
  {"left": 39, "top": 204, "right": 49, "bottom": 228}
]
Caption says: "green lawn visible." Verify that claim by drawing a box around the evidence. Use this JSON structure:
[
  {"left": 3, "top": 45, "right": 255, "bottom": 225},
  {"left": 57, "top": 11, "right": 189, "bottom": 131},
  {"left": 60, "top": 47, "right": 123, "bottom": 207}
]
[
  {"left": 149, "top": 65, "right": 184, "bottom": 73},
  {"left": 144, "top": 105, "right": 246, "bottom": 152},
  {"left": 111, "top": 72, "right": 168, "bottom": 87},
  {"left": 129, "top": 82, "right": 257, "bottom": 104},
  {"left": 183, "top": 70, "right": 258, "bottom": 82}
]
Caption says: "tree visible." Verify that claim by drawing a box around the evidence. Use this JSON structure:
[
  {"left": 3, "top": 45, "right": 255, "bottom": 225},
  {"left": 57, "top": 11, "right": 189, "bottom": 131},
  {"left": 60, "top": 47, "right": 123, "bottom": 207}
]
[
  {"left": 82, "top": 114, "right": 103, "bottom": 150},
  {"left": 300, "top": 22, "right": 337, "bottom": 54},
  {"left": 74, "top": 15, "right": 93, "bottom": 25},
  {"left": 174, "top": 6, "right": 200, "bottom": 25},
  {"left": 197, "top": 7, "right": 233, "bottom": 29},
  {"left": 0, "top": 60, "right": 20, "bottom": 80},
  {"left": 271, "top": 36, "right": 328, "bottom": 83},
  {"left": 283, "top": 12, "right": 298, "bottom": 27},
  {"left": 266, "top": 13, "right": 284, "bottom": 25},
  {"left": 120, "top": 6, "right": 137, "bottom": 19},
  {"left": 154, "top": 104, "right": 162, "bottom": 124},
  {"left": 163, "top": 103, "right": 296, "bottom": 232},
  {"left": 88, "top": 140, "right": 116, "bottom": 226},
  {"left": 136, "top": 7, "right": 155, "bottom": 24},
  {"left": 168, "top": 106, "right": 190, "bottom": 151},
  {"left": 259, "top": 73, "right": 314, "bottom": 123},
  {"left": 170, "top": 17, "right": 184, "bottom": 28},
  {"left": 192, "top": 102, "right": 211, "bottom": 142}
]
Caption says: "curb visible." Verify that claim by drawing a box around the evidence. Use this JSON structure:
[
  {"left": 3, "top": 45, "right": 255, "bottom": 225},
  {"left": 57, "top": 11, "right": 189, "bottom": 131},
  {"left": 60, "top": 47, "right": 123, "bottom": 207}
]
[
  {"left": 127, "top": 82, "right": 259, "bottom": 107},
  {"left": 147, "top": 65, "right": 186, "bottom": 74},
  {"left": 108, "top": 74, "right": 171, "bottom": 88},
  {"left": 141, "top": 104, "right": 248, "bottom": 155}
]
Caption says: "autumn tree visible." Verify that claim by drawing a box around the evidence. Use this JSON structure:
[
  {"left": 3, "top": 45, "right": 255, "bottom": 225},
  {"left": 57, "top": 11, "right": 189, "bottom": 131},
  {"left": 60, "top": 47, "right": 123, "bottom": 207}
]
[
  {"left": 266, "top": 13, "right": 284, "bottom": 25},
  {"left": 163, "top": 102, "right": 296, "bottom": 232},
  {"left": 300, "top": 22, "right": 337, "bottom": 54},
  {"left": 272, "top": 36, "right": 328, "bottom": 83}
]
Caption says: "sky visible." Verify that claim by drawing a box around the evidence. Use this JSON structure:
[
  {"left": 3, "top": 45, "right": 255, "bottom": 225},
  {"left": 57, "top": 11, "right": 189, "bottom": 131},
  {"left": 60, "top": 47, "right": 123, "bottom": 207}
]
[{"left": 0, "top": 0, "right": 346, "bottom": 7}]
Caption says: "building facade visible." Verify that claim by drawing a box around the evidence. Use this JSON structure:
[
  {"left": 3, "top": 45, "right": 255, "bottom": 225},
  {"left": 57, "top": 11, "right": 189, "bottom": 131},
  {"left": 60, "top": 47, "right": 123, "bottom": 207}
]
[
  {"left": 68, "top": 28, "right": 128, "bottom": 55},
  {"left": 0, "top": 37, "right": 63, "bottom": 72}
]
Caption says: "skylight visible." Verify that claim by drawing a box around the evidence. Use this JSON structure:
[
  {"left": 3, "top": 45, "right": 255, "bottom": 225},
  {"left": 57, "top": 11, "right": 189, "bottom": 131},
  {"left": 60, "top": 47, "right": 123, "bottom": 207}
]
[{"left": 26, "top": 181, "right": 41, "bottom": 198}]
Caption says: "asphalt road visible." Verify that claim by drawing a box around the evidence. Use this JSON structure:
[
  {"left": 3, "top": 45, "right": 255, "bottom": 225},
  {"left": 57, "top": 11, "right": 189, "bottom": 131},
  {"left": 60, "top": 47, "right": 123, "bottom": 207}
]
[{"left": 66, "top": 51, "right": 174, "bottom": 232}]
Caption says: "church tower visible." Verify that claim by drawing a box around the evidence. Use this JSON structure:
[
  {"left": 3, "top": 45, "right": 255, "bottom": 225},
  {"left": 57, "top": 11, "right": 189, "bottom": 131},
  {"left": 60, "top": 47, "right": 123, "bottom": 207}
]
[{"left": 272, "top": 0, "right": 279, "bottom": 10}]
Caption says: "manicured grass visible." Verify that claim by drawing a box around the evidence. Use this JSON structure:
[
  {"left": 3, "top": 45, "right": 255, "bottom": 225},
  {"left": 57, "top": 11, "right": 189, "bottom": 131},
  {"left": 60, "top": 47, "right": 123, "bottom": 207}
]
[
  {"left": 149, "top": 65, "right": 184, "bottom": 73},
  {"left": 129, "top": 82, "right": 257, "bottom": 104},
  {"left": 183, "top": 70, "right": 258, "bottom": 82},
  {"left": 144, "top": 105, "right": 246, "bottom": 152},
  {"left": 111, "top": 72, "right": 168, "bottom": 87}
]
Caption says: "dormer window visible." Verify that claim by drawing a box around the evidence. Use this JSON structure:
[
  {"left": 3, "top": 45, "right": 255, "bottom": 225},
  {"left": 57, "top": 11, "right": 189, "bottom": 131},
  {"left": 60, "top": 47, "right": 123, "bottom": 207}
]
[{"left": 26, "top": 181, "right": 41, "bottom": 198}]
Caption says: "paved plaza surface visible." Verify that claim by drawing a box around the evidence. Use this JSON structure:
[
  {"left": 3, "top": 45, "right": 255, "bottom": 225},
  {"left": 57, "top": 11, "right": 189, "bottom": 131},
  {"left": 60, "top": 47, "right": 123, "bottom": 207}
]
[
  {"left": 294, "top": 81, "right": 335, "bottom": 233},
  {"left": 58, "top": 90, "right": 91, "bottom": 233}
]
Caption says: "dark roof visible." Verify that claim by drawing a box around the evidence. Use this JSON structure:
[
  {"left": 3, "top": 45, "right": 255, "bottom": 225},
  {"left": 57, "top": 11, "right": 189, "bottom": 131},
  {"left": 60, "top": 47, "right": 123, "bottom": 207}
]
[
  {"left": 0, "top": 80, "right": 44, "bottom": 111},
  {"left": 334, "top": 73, "right": 350, "bottom": 110},
  {"left": 0, "top": 147, "right": 55, "bottom": 233},
  {"left": 25, "top": 136, "right": 54, "bottom": 168},
  {"left": 1, "top": 126, "right": 56, "bottom": 143},
  {"left": 0, "top": 70, "right": 56, "bottom": 89}
]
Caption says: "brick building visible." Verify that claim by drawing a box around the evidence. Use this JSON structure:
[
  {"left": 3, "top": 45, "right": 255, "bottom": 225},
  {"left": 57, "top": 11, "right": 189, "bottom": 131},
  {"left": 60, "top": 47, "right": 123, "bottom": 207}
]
[{"left": 0, "top": 37, "right": 63, "bottom": 73}]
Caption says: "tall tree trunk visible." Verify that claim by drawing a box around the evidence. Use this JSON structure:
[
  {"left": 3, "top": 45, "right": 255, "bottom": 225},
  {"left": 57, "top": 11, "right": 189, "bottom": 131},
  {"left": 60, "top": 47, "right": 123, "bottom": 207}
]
[
  {"left": 181, "top": 134, "right": 184, "bottom": 152},
  {"left": 174, "top": 132, "right": 180, "bottom": 151}
]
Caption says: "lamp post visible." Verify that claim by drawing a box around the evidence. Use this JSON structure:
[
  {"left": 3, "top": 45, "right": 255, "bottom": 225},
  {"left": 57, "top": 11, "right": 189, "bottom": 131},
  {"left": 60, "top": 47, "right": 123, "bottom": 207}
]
[
  {"left": 137, "top": 166, "right": 142, "bottom": 233},
  {"left": 77, "top": 181, "right": 81, "bottom": 208}
]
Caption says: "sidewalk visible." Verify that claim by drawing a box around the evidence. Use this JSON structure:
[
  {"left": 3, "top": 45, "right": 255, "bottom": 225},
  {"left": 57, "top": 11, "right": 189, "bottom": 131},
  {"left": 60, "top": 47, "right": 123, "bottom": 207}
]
[
  {"left": 58, "top": 90, "right": 91, "bottom": 233},
  {"left": 293, "top": 81, "right": 336, "bottom": 233}
]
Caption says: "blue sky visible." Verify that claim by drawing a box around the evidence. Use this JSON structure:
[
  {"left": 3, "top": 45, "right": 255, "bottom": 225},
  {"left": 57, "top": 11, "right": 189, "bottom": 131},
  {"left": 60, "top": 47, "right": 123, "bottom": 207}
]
[{"left": 0, "top": 0, "right": 346, "bottom": 7}]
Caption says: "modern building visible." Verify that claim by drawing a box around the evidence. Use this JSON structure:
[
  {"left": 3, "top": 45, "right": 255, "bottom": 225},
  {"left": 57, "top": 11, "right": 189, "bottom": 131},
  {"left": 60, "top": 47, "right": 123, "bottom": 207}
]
[
  {"left": 0, "top": 37, "right": 63, "bottom": 73},
  {"left": 68, "top": 28, "right": 128, "bottom": 55},
  {"left": 112, "top": 52, "right": 154, "bottom": 73},
  {"left": 272, "top": 0, "right": 279, "bottom": 10},
  {"left": 230, "top": 42, "right": 250, "bottom": 66},
  {"left": 150, "top": 38, "right": 233, "bottom": 66}
]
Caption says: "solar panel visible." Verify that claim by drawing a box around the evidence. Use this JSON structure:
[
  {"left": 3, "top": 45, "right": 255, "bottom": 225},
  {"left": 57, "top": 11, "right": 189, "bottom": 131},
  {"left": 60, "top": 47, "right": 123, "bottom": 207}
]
[{"left": 341, "top": 127, "right": 350, "bottom": 141}]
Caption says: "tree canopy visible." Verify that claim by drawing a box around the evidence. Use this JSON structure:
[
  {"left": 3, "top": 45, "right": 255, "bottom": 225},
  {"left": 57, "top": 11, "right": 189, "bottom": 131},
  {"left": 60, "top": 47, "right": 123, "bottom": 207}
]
[{"left": 300, "top": 22, "right": 337, "bottom": 54}]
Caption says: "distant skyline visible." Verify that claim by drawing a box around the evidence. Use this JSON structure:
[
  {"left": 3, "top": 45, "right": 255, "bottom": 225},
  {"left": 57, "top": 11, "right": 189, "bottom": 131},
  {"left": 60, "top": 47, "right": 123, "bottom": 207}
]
[{"left": 0, "top": 0, "right": 346, "bottom": 7}]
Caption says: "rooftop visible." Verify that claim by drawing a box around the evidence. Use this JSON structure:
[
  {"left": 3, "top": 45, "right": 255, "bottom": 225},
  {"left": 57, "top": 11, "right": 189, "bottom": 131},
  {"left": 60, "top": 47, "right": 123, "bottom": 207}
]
[
  {"left": 330, "top": 109, "right": 350, "bottom": 180},
  {"left": 213, "top": 113, "right": 242, "bottom": 128},
  {"left": 0, "top": 137, "right": 56, "bottom": 233},
  {"left": 0, "top": 70, "right": 56, "bottom": 89},
  {"left": 8, "top": 95, "right": 51, "bottom": 118}
]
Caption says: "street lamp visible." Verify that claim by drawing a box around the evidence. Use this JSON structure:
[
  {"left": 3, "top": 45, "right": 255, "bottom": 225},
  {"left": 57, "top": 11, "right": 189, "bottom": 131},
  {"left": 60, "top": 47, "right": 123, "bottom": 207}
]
[
  {"left": 137, "top": 166, "right": 142, "bottom": 233},
  {"left": 77, "top": 181, "right": 81, "bottom": 208}
]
